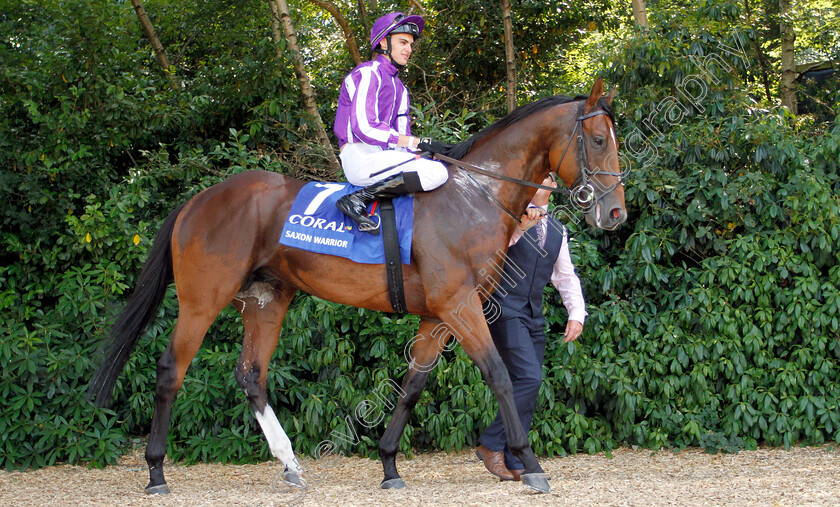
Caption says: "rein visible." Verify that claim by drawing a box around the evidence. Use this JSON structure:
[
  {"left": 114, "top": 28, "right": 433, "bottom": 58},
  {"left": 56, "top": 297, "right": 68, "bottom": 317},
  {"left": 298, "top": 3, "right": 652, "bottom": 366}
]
[
  {"left": 431, "top": 152, "right": 568, "bottom": 194},
  {"left": 432, "top": 101, "right": 621, "bottom": 220}
]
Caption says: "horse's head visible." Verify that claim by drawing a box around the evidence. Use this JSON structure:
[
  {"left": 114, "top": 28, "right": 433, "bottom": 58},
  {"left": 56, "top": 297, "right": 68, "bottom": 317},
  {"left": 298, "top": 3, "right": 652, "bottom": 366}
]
[{"left": 552, "top": 78, "right": 627, "bottom": 231}]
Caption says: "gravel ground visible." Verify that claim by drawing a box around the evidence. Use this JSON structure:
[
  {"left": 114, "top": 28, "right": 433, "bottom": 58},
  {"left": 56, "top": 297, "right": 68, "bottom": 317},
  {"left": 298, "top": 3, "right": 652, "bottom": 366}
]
[{"left": 2, "top": 445, "right": 838, "bottom": 506}]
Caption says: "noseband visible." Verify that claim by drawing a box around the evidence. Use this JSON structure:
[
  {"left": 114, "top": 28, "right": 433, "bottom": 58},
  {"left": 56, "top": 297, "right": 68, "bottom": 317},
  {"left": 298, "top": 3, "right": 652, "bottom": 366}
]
[{"left": 553, "top": 101, "right": 624, "bottom": 211}]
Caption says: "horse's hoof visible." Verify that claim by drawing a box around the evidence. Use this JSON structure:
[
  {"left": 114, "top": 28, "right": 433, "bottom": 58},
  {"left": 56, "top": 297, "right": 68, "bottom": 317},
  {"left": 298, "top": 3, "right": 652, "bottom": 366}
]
[
  {"left": 283, "top": 470, "right": 305, "bottom": 487},
  {"left": 381, "top": 477, "right": 406, "bottom": 489},
  {"left": 521, "top": 473, "right": 550, "bottom": 493},
  {"left": 145, "top": 483, "right": 171, "bottom": 495}
]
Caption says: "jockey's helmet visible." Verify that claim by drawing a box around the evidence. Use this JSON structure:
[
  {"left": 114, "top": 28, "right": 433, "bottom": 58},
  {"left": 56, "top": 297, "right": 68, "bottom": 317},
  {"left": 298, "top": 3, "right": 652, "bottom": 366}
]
[{"left": 370, "top": 12, "right": 424, "bottom": 50}]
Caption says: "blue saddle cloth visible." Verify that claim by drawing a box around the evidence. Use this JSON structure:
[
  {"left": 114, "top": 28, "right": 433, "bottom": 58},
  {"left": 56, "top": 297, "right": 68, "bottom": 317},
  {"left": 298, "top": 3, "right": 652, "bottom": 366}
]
[{"left": 279, "top": 182, "right": 414, "bottom": 264}]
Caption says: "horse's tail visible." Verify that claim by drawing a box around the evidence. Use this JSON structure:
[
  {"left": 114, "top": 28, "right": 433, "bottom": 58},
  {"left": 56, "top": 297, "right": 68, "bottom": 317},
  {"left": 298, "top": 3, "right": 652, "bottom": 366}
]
[{"left": 87, "top": 203, "right": 186, "bottom": 408}]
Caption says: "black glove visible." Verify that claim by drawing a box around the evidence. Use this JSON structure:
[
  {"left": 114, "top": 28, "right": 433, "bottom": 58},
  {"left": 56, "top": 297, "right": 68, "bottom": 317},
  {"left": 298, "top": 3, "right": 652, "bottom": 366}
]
[{"left": 416, "top": 137, "right": 453, "bottom": 156}]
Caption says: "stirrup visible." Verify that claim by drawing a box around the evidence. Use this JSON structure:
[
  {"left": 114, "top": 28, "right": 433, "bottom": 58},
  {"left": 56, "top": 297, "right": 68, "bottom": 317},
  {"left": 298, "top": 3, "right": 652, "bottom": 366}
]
[
  {"left": 336, "top": 193, "right": 379, "bottom": 234},
  {"left": 357, "top": 214, "right": 381, "bottom": 234}
]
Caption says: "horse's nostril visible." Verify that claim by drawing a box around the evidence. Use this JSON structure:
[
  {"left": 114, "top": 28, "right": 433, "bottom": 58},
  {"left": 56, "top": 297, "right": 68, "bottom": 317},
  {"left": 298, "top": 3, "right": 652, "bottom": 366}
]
[{"left": 611, "top": 208, "right": 621, "bottom": 220}]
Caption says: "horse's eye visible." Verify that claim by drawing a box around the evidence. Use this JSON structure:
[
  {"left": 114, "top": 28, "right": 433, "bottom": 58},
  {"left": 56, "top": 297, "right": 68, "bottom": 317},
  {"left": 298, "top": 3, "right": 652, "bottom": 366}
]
[{"left": 593, "top": 136, "right": 605, "bottom": 147}]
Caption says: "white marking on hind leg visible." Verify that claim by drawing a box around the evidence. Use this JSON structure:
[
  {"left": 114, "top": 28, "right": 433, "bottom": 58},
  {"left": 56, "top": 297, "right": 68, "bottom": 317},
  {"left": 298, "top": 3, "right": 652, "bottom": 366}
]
[{"left": 255, "top": 405, "right": 303, "bottom": 473}]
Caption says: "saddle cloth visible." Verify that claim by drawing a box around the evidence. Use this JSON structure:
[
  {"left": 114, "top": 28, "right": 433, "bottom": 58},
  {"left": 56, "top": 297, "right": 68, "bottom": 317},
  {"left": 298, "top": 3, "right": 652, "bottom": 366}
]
[{"left": 279, "top": 182, "right": 413, "bottom": 264}]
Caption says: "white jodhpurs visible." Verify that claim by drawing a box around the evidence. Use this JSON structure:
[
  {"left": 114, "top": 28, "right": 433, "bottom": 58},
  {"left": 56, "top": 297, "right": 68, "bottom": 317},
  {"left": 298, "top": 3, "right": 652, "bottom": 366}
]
[{"left": 340, "top": 143, "right": 449, "bottom": 190}]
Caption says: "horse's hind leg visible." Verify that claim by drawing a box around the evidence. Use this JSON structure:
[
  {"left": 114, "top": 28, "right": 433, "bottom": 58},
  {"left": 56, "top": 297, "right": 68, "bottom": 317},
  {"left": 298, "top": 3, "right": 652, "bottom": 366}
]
[
  {"left": 232, "top": 282, "right": 303, "bottom": 485},
  {"left": 379, "top": 318, "right": 450, "bottom": 489},
  {"left": 145, "top": 307, "right": 219, "bottom": 495}
]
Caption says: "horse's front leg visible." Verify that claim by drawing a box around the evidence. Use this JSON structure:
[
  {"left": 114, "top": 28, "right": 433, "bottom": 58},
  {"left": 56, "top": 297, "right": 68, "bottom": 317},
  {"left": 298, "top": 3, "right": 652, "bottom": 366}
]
[
  {"left": 466, "top": 338, "right": 549, "bottom": 490},
  {"left": 440, "top": 290, "right": 550, "bottom": 493},
  {"left": 378, "top": 318, "right": 449, "bottom": 489}
]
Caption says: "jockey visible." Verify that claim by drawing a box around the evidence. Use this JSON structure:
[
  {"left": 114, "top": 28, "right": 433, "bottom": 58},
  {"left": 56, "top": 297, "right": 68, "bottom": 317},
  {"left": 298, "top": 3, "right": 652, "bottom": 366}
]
[{"left": 334, "top": 12, "right": 449, "bottom": 234}]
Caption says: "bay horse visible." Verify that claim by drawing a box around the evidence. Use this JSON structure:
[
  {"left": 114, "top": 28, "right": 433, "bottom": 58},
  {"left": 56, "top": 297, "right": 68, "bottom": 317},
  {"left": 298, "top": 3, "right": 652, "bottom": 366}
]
[{"left": 88, "top": 78, "right": 626, "bottom": 495}]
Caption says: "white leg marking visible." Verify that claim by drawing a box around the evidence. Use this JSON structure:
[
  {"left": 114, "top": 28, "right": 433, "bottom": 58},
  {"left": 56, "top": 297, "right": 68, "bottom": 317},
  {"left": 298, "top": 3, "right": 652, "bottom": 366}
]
[{"left": 255, "top": 405, "right": 303, "bottom": 473}]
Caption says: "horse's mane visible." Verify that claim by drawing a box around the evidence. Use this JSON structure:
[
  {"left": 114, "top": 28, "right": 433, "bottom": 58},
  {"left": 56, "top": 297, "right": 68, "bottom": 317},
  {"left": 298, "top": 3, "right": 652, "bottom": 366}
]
[{"left": 441, "top": 95, "right": 615, "bottom": 161}]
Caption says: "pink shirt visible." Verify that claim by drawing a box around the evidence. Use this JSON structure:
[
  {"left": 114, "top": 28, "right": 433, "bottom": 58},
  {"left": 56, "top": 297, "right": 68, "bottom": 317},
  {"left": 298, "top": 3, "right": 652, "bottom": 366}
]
[{"left": 510, "top": 205, "right": 587, "bottom": 324}]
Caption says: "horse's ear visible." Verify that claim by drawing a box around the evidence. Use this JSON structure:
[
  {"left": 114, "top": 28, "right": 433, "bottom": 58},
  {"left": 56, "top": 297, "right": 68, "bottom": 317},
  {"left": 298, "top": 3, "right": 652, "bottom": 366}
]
[
  {"left": 585, "top": 77, "right": 604, "bottom": 113},
  {"left": 605, "top": 86, "right": 617, "bottom": 105}
]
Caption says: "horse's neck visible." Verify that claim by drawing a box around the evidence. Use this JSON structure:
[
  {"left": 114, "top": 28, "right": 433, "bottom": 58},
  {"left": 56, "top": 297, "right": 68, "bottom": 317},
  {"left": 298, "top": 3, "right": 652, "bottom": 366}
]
[
  {"left": 460, "top": 131, "right": 549, "bottom": 216},
  {"left": 416, "top": 104, "right": 573, "bottom": 243},
  {"left": 414, "top": 141, "right": 545, "bottom": 246}
]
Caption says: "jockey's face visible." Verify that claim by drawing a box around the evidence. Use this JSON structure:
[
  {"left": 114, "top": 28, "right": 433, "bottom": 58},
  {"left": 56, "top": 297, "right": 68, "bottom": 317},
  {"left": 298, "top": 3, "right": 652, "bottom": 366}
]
[{"left": 382, "top": 33, "right": 415, "bottom": 67}]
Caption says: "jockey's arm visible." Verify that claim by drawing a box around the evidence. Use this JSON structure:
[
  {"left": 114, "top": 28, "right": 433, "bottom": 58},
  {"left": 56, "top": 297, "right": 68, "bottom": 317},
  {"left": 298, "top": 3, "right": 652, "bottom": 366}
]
[{"left": 397, "top": 135, "right": 420, "bottom": 150}]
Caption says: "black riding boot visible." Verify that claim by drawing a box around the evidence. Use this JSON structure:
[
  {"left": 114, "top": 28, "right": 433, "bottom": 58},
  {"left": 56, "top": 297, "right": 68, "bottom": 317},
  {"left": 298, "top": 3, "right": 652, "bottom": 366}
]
[{"left": 336, "top": 172, "right": 424, "bottom": 234}]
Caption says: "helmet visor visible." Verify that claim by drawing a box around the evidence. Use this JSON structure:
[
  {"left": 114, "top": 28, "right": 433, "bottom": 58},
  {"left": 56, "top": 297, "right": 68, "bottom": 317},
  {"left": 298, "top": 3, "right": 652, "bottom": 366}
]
[{"left": 388, "top": 22, "right": 420, "bottom": 38}]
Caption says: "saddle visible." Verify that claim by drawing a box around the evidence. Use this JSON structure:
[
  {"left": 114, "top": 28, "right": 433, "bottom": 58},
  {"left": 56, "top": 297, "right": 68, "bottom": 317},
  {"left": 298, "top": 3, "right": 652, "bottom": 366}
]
[{"left": 279, "top": 182, "right": 411, "bottom": 312}]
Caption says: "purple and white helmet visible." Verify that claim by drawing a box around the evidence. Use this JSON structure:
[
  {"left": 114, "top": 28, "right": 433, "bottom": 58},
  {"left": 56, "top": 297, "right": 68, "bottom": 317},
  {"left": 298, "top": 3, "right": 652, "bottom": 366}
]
[{"left": 370, "top": 12, "right": 424, "bottom": 50}]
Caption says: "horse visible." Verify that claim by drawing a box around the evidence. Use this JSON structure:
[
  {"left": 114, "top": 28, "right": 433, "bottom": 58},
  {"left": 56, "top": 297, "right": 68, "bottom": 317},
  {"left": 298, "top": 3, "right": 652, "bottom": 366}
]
[{"left": 87, "top": 78, "right": 626, "bottom": 496}]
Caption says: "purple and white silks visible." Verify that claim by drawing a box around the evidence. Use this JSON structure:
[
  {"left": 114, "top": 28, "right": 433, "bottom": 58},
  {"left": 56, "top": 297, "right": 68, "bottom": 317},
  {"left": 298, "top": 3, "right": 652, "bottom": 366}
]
[
  {"left": 333, "top": 55, "right": 448, "bottom": 190},
  {"left": 334, "top": 54, "right": 411, "bottom": 150}
]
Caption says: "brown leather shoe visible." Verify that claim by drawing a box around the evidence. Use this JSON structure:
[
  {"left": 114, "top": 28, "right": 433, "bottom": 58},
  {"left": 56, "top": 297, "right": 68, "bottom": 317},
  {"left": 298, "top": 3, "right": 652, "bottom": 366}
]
[{"left": 475, "top": 445, "right": 514, "bottom": 481}]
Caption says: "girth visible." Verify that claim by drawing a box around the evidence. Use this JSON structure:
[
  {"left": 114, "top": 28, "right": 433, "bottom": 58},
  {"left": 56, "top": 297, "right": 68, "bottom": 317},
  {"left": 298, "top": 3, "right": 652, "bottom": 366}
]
[{"left": 378, "top": 198, "right": 407, "bottom": 313}]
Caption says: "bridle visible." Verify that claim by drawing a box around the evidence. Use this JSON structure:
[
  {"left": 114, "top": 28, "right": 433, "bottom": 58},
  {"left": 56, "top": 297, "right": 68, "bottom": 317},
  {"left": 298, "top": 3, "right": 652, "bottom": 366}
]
[
  {"left": 431, "top": 99, "right": 624, "bottom": 221},
  {"left": 553, "top": 100, "right": 624, "bottom": 212}
]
